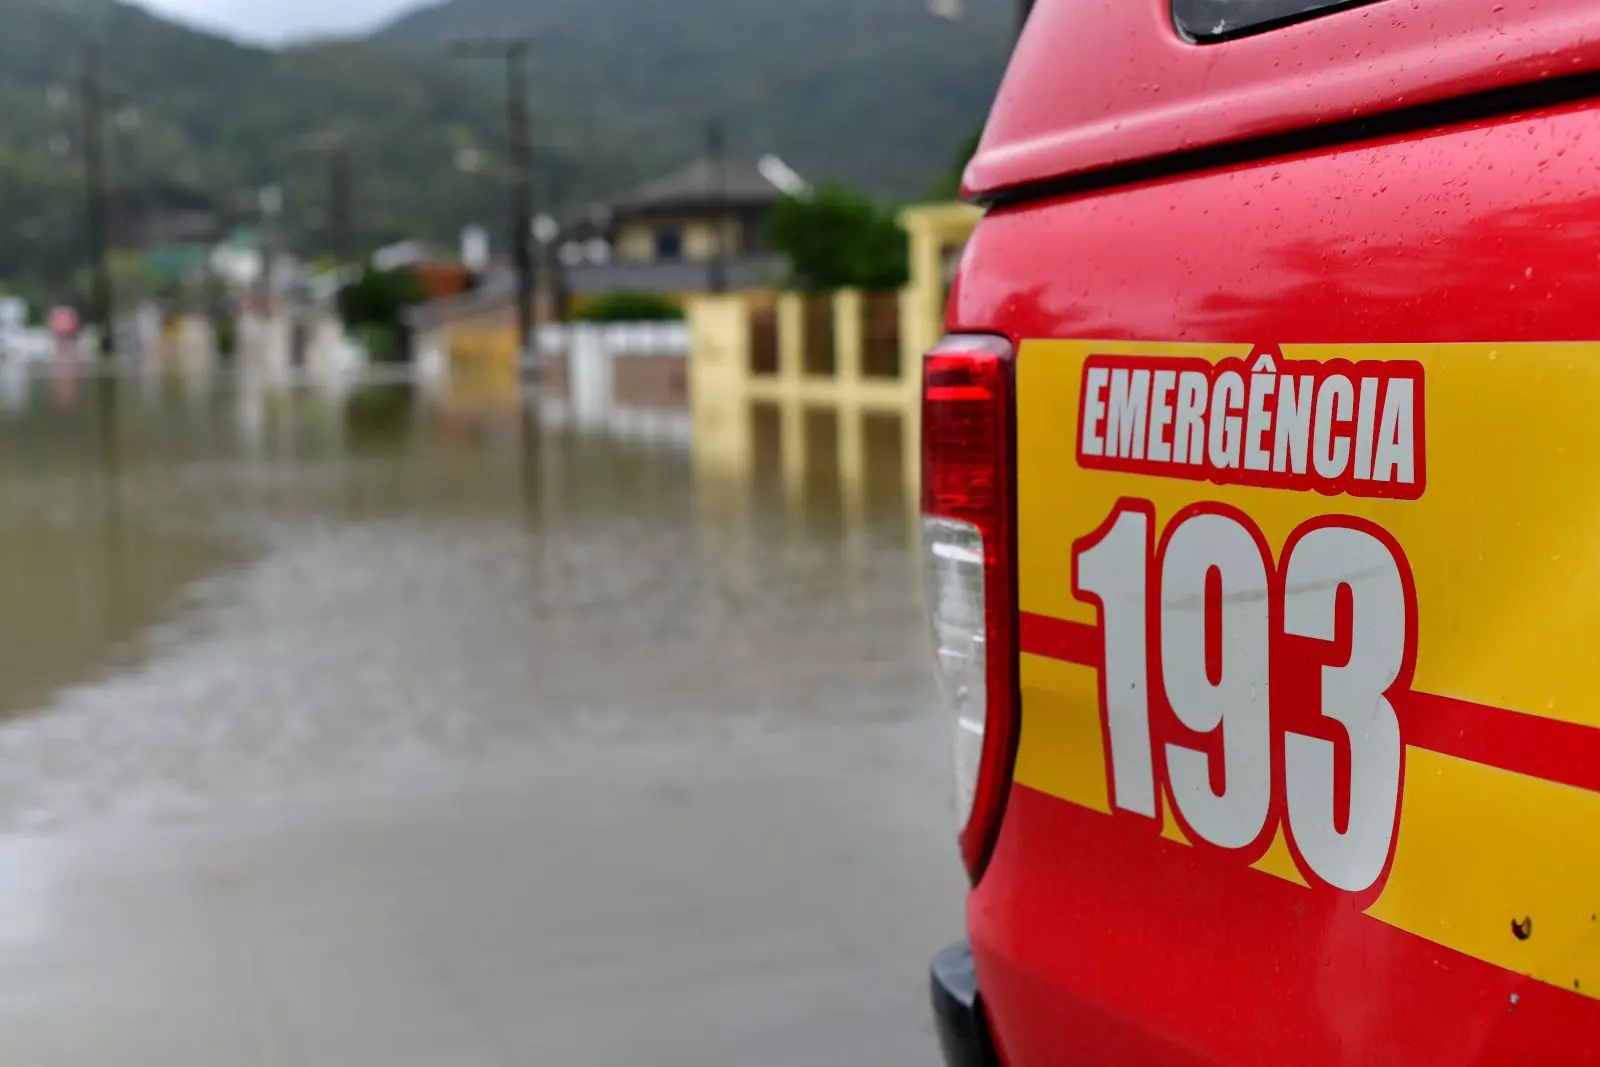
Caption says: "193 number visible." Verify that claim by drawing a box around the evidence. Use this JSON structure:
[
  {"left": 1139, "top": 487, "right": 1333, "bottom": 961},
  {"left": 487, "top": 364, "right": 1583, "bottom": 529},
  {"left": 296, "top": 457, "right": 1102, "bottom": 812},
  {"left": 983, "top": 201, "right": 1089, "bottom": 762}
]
[{"left": 1072, "top": 500, "right": 1417, "bottom": 894}]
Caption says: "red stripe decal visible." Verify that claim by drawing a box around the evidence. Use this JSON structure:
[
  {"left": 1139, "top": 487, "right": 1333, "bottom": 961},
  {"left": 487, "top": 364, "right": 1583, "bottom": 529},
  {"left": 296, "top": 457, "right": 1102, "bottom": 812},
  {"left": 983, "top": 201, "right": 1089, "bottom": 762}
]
[
  {"left": 1392, "top": 689, "right": 1600, "bottom": 795},
  {"left": 1018, "top": 612, "right": 1101, "bottom": 669},
  {"left": 1019, "top": 610, "right": 1600, "bottom": 794}
]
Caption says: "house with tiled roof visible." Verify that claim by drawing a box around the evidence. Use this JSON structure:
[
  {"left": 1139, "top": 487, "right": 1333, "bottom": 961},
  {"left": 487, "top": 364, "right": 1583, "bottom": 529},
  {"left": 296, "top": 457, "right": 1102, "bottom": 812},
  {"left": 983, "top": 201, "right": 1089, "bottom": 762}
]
[
  {"left": 410, "top": 154, "right": 804, "bottom": 348},
  {"left": 559, "top": 153, "right": 806, "bottom": 271}
]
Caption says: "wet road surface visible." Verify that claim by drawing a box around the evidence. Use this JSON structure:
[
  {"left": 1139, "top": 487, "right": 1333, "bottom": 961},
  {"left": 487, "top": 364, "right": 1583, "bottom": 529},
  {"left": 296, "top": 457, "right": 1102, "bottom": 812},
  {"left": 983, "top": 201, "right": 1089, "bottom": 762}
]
[{"left": 0, "top": 365, "right": 961, "bottom": 1065}]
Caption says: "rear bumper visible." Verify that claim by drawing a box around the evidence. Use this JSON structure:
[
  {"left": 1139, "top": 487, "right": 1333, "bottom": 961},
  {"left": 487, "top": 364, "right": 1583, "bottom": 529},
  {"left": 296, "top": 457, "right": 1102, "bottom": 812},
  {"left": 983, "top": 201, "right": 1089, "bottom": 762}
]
[{"left": 930, "top": 941, "right": 1001, "bottom": 1067}]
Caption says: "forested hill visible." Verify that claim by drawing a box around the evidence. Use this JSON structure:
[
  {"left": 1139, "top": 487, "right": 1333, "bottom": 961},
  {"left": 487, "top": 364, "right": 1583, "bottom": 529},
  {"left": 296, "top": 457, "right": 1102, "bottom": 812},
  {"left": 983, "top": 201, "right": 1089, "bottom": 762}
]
[
  {"left": 375, "top": 0, "right": 1013, "bottom": 199},
  {"left": 0, "top": 0, "right": 1009, "bottom": 299},
  {"left": 0, "top": 0, "right": 540, "bottom": 294}
]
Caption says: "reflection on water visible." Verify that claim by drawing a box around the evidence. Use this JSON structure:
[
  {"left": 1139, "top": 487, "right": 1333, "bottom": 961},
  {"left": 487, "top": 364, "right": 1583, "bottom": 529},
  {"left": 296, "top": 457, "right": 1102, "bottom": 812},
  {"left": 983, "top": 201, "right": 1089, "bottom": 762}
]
[
  {"left": 0, "top": 360, "right": 927, "bottom": 832},
  {"left": 345, "top": 381, "right": 418, "bottom": 453}
]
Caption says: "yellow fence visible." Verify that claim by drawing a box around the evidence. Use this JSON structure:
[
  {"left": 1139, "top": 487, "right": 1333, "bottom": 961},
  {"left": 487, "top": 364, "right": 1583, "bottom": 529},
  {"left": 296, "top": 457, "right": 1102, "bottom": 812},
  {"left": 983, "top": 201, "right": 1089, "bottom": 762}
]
[
  {"left": 689, "top": 288, "right": 923, "bottom": 522},
  {"left": 685, "top": 201, "right": 981, "bottom": 519}
]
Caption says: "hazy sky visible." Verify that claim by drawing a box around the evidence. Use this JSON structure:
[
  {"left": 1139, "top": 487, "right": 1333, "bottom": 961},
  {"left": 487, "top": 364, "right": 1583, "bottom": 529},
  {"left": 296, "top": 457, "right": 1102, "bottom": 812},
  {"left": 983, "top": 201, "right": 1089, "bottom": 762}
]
[{"left": 138, "top": 0, "right": 419, "bottom": 44}]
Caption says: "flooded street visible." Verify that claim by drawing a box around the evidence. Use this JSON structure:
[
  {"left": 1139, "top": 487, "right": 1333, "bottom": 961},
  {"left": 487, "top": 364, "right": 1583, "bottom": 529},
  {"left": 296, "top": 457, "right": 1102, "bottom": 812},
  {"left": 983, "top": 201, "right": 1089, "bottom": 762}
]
[{"left": 0, "top": 363, "right": 961, "bottom": 1065}]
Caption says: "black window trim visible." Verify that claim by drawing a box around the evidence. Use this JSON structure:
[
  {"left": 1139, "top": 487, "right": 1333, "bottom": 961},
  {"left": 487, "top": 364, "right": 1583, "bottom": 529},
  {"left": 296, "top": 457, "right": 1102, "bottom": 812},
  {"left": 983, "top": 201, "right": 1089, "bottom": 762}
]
[{"left": 1173, "top": 0, "right": 1385, "bottom": 43}]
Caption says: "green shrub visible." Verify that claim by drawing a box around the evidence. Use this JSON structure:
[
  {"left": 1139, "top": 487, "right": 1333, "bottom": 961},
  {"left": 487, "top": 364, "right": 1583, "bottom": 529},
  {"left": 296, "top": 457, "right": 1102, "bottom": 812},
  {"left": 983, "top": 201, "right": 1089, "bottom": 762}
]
[{"left": 573, "top": 290, "right": 684, "bottom": 322}]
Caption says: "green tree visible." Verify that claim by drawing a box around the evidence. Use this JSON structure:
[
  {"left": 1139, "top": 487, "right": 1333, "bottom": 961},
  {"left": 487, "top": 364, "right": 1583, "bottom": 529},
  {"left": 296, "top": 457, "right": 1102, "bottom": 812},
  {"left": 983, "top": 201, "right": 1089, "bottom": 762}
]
[
  {"left": 765, "top": 185, "right": 909, "bottom": 292},
  {"left": 337, "top": 267, "right": 427, "bottom": 328},
  {"left": 337, "top": 267, "right": 428, "bottom": 363}
]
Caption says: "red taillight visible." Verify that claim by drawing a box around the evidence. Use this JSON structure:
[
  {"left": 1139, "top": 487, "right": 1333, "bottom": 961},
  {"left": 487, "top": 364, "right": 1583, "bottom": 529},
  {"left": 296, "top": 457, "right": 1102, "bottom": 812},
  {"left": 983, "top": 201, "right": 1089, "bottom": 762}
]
[{"left": 921, "top": 334, "right": 1017, "bottom": 883}]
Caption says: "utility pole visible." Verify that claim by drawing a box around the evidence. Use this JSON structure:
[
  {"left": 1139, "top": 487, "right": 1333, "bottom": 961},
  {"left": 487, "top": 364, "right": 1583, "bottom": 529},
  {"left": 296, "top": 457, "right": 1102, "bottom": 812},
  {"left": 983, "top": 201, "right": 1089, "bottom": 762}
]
[
  {"left": 452, "top": 37, "right": 536, "bottom": 362},
  {"left": 327, "top": 139, "right": 353, "bottom": 263},
  {"left": 257, "top": 184, "right": 283, "bottom": 317},
  {"left": 80, "top": 44, "right": 114, "bottom": 357},
  {"left": 706, "top": 119, "right": 728, "bottom": 294}
]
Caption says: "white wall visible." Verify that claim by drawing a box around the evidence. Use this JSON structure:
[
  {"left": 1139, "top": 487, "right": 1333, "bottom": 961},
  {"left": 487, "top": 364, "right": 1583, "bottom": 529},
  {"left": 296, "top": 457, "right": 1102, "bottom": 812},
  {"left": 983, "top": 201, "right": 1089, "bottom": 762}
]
[{"left": 534, "top": 321, "right": 691, "bottom": 444}]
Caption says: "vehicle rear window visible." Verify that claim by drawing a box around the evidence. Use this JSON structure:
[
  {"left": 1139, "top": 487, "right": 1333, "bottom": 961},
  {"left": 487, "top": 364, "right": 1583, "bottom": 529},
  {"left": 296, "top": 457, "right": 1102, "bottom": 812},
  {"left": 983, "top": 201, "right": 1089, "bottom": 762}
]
[{"left": 1173, "top": 0, "right": 1381, "bottom": 42}]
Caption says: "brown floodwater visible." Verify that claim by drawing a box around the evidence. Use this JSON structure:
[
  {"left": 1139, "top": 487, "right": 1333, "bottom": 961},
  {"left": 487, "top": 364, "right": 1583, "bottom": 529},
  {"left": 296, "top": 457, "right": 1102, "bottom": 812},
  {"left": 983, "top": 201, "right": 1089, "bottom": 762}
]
[
  {"left": 0, "top": 360, "right": 960, "bottom": 1066},
  {"left": 0, "top": 362, "right": 937, "bottom": 828}
]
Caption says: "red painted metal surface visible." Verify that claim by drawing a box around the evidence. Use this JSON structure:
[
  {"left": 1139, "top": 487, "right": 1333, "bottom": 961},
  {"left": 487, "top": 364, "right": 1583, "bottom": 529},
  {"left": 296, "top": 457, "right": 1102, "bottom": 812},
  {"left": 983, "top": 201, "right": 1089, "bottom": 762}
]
[
  {"left": 966, "top": 0, "right": 1600, "bottom": 198},
  {"left": 954, "top": 95, "right": 1600, "bottom": 1064},
  {"left": 955, "top": 98, "right": 1600, "bottom": 347},
  {"left": 973, "top": 786, "right": 1600, "bottom": 1067}
]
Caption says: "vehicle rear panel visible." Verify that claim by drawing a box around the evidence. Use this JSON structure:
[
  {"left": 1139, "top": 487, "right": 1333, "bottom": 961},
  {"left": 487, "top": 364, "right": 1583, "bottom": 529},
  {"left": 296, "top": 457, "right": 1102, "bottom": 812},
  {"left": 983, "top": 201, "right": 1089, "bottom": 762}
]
[
  {"left": 959, "top": 98, "right": 1600, "bottom": 1065},
  {"left": 964, "top": 0, "right": 1600, "bottom": 199}
]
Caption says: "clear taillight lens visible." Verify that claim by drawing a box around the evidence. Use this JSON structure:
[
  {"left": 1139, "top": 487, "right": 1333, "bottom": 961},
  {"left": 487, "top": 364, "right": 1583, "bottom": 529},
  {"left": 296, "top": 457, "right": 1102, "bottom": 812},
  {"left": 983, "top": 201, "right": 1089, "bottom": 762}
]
[
  {"left": 922, "top": 335, "right": 1016, "bottom": 883},
  {"left": 924, "top": 516, "right": 988, "bottom": 823}
]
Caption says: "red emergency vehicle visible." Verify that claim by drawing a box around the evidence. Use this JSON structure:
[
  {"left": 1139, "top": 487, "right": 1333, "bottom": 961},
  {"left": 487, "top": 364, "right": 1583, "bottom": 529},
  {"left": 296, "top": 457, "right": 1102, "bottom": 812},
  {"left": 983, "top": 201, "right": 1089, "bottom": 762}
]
[{"left": 925, "top": 1, "right": 1600, "bottom": 1063}]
